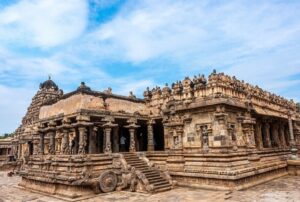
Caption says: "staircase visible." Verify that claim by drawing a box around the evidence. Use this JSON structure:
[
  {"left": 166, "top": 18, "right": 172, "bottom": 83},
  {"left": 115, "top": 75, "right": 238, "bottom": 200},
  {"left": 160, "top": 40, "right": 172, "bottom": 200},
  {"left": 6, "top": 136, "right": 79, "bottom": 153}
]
[{"left": 123, "top": 153, "right": 172, "bottom": 193}]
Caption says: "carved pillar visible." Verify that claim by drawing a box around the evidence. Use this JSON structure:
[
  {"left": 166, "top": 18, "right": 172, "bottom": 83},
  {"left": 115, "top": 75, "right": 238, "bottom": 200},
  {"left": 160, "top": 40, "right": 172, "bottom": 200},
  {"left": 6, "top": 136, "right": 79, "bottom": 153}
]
[
  {"left": 242, "top": 121, "right": 256, "bottom": 148},
  {"left": 263, "top": 122, "right": 272, "bottom": 148},
  {"left": 33, "top": 138, "right": 39, "bottom": 155},
  {"left": 202, "top": 125, "right": 210, "bottom": 151},
  {"left": 288, "top": 118, "right": 298, "bottom": 159},
  {"left": 101, "top": 116, "right": 118, "bottom": 153},
  {"left": 55, "top": 131, "right": 62, "bottom": 154},
  {"left": 213, "top": 106, "right": 231, "bottom": 147},
  {"left": 61, "top": 128, "right": 69, "bottom": 154},
  {"left": 147, "top": 120, "right": 155, "bottom": 151},
  {"left": 163, "top": 123, "right": 170, "bottom": 150},
  {"left": 285, "top": 125, "right": 290, "bottom": 146},
  {"left": 288, "top": 118, "right": 296, "bottom": 146},
  {"left": 48, "top": 131, "right": 56, "bottom": 155},
  {"left": 38, "top": 132, "right": 45, "bottom": 155},
  {"left": 236, "top": 115, "right": 246, "bottom": 147},
  {"left": 255, "top": 122, "right": 263, "bottom": 149},
  {"left": 78, "top": 127, "right": 87, "bottom": 154},
  {"left": 125, "top": 118, "right": 140, "bottom": 152},
  {"left": 129, "top": 128, "right": 136, "bottom": 152},
  {"left": 279, "top": 123, "right": 286, "bottom": 148},
  {"left": 271, "top": 123, "right": 280, "bottom": 148},
  {"left": 103, "top": 127, "right": 112, "bottom": 153}
]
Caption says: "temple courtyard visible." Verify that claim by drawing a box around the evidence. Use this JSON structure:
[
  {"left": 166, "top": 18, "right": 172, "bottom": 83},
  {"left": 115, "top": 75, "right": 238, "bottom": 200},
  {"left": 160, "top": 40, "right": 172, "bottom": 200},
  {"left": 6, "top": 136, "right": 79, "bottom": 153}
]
[{"left": 0, "top": 171, "right": 299, "bottom": 202}]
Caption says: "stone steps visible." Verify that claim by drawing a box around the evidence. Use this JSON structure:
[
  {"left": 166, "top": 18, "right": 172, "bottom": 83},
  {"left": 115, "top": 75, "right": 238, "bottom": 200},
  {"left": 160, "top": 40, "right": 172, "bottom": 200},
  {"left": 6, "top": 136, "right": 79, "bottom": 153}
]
[{"left": 123, "top": 153, "right": 172, "bottom": 193}]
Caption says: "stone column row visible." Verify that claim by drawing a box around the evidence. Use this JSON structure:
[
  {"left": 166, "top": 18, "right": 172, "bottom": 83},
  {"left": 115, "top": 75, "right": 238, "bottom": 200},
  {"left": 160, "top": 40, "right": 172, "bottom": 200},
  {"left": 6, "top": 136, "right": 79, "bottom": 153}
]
[
  {"left": 36, "top": 118, "right": 158, "bottom": 155},
  {"left": 258, "top": 121, "right": 292, "bottom": 149}
]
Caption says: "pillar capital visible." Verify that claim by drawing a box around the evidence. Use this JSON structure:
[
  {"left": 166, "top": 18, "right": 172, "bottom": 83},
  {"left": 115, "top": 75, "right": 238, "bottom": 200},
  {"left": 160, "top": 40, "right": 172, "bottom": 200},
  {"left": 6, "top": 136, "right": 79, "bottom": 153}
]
[
  {"left": 76, "top": 115, "right": 90, "bottom": 122},
  {"left": 78, "top": 126, "right": 87, "bottom": 132},
  {"left": 147, "top": 119, "right": 155, "bottom": 125}
]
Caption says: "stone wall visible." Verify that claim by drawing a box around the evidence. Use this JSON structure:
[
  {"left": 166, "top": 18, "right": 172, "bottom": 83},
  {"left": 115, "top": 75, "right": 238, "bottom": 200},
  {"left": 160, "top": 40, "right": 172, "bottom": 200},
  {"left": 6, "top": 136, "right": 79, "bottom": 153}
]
[
  {"left": 146, "top": 149, "right": 290, "bottom": 190},
  {"left": 39, "top": 94, "right": 149, "bottom": 119},
  {"left": 18, "top": 154, "right": 120, "bottom": 198}
]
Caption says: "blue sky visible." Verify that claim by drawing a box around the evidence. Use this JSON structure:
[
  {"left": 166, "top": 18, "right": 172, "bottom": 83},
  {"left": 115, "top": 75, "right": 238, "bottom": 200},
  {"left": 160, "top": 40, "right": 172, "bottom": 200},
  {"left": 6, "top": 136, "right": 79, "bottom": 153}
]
[{"left": 0, "top": 0, "right": 300, "bottom": 134}]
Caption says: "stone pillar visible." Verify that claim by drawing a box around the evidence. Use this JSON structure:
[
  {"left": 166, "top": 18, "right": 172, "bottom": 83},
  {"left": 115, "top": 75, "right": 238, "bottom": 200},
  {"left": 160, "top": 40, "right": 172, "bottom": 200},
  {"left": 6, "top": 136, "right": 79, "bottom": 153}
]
[
  {"left": 147, "top": 120, "right": 155, "bottom": 151},
  {"left": 33, "top": 139, "right": 39, "bottom": 155},
  {"left": 55, "top": 134, "right": 61, "bottom": 154},
  {"left": 241, "top": 114, "right": 256, "bottom": 149},
  {"left": 236, "top": 116, "right": 246, "bottom": 147},
  {"left": 124, "top": 118, "right": 140, "bottom": 152},
  {"left": 61, "top": 129, "right": 69, "bottom": 154},
  {"left": 129, "top": 128, "right": 136, "bottom": 152},
  {"left": 78, "top": 127, "right": 87, "bottom": 154},
  {"left": 288, "top": 118, "right": 298, "bottom": 159},
  {"left": 203, "top": 128, "right": 210, "bottom": 151},
  {"left": 163, "top": 124, "right": 170, "bottom": 150},
  {"left": 285, "top": 126, "right": 290, "bottom": 146},
  {"left": 89, "top": 126, "right": 97, "bottom": 154},
  {"left": 38, "top": 132, "right": 45, "bottom": 155},
  {"left": 279, "top": 123, "right": 286, "bottom": 148},
  {"left": 255, "top": 123, "right": 263, "bottom": 149},
  {"left": 263, "top": 123, "right": 272, "bottom": 148},
  {"left": 104, "top": 127, "right": 112, "bottom": 153},
  {"left": 112, "top": 127, "right": 119, "bottom": 153},
  {"left": 271, "top": 123, "right": 280, "bottom": 148},
  {"left": 288, "top": 118, "right": 295, "bottom": 145},
  {"left": 213, "top": 108, "right": 231, "bottom": 147},
  {"left": 103, "top": 128, "right": 106, "bottom": 153},
  {"left": 18, "top": 144, "right": 22, "bottom": 158},
  {"left": 48, "top": 131, "right": 56, "bottom": 155}
]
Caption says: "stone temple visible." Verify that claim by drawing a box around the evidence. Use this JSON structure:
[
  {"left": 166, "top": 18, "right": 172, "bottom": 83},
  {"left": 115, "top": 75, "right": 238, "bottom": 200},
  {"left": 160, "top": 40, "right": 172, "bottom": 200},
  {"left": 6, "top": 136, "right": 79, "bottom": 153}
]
[{"left": 1, "top": 71, "right": 300, "bottom": 199}]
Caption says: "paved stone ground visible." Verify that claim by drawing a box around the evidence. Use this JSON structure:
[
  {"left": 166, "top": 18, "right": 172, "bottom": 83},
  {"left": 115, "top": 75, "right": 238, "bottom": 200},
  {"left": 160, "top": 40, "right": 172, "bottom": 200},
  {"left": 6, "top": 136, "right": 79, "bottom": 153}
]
[{"left": 0, "top": 171, "right": 299, "bottom": 202}]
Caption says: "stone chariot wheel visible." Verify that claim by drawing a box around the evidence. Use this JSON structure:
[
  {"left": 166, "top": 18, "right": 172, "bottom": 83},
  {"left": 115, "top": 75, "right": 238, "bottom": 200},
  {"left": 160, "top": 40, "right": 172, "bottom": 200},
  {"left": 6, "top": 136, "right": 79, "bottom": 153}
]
[{"left": 99, "top": 171, "right": 118, "bottom": 193}]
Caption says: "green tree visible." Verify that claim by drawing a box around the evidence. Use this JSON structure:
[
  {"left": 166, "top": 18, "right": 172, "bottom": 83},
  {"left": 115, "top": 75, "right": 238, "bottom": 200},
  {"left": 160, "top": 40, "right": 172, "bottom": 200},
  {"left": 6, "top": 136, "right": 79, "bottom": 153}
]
[{"left": 0, "top": 132, "right": 14, "bottom": 139}]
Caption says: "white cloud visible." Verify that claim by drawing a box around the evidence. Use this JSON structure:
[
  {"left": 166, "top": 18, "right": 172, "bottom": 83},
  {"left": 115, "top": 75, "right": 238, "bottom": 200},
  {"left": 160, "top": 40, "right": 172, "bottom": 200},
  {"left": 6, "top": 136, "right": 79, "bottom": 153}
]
[
  {"left": 1, "top": 0, "right": 300, "bottom": 134},
  {"left": 0, "top": 85, "right": 35, "bottom": 134},
  {"left": 0, "top": 0, "right": 88, "bottom": 48},
  {"left": 90, "top": 0, "right": 300, "bottom": 64},
  {"left": 84, "top": 0, "right": 300, "bottom": 99}
]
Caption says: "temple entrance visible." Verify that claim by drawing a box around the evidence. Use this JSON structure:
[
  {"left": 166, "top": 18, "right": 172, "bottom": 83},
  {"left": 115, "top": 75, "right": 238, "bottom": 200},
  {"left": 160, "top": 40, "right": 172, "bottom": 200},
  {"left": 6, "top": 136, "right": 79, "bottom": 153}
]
[
  {"left": 96, "top": 128, "right": 104, "bottom": 153},
  {"left": 115, "top": 119, "right": 130, "bottom": 152},
  {"left": 137, "top": 120, "right": 148, "bottom": 151},
  {"left": 154, "top": 119, "right": 164, "bottom": 151}
]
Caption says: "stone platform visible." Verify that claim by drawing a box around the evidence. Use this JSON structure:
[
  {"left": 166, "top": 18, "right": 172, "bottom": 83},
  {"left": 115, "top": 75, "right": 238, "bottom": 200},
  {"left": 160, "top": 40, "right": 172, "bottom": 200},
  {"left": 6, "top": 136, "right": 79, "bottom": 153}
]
[
  {"left": 1, "top": 171, "right": 300, "bottom": 202},
  {"left": 147, "top": 149, "right": 292, "bottom": 190}
]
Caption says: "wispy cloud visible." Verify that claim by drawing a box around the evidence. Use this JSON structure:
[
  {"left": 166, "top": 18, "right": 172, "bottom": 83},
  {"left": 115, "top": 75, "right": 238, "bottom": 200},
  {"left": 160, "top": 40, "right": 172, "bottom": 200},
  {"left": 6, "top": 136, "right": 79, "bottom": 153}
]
[
  {"left": 0, "top": 0, "right": 300, "bottom": 133},
  {"left": 0, "top": 0, "right": 88, "bottom": 48}
]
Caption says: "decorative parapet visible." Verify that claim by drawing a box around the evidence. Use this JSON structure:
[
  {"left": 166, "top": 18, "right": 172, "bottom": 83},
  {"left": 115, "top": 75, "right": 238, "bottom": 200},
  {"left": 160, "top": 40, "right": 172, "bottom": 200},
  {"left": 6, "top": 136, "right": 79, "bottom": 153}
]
[{"left": 143, "top": 70, "right": 298, "bottom": 118}]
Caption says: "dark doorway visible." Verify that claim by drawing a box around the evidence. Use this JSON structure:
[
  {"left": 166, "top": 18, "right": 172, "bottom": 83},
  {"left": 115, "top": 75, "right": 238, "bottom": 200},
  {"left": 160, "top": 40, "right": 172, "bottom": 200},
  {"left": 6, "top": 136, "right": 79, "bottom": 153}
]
[
  {"left": 137, "top": 120, "right": 148, "bottom": 151},
  {"left": 96, "top": 128, "right": 104, "bottom": 153},
  {"left": 153, "top": 119, "right": 164, "bottom": 150},
  {"left": 28, "top": 141, "right": 33, "bottom": 155},
  {"left": 116, "top": 119, "right": 130, "bottom": 152},
  {"left": 261, "top": 125, "right": 267, "bottom": 148}
]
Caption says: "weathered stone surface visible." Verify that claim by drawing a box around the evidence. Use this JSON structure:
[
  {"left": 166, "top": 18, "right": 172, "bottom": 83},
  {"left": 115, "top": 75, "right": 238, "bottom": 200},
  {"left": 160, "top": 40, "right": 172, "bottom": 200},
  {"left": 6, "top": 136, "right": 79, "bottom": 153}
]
[
  {"left": 3, "top": 72, "right": 300, "bottom": 198},
  {"left": 0, "top": 171, "right": 300, "bottom": 202}
]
